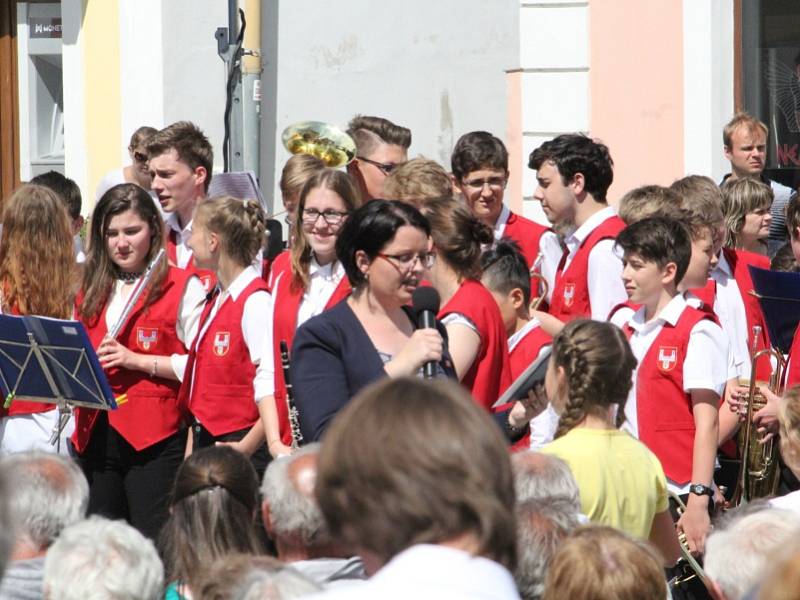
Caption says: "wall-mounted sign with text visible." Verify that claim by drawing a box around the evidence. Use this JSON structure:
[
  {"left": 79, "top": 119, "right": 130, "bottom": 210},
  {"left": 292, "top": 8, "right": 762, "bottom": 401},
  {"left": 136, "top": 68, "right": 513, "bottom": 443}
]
[{"left": 29, "top": 17, "right": 62, "bottom": 39}]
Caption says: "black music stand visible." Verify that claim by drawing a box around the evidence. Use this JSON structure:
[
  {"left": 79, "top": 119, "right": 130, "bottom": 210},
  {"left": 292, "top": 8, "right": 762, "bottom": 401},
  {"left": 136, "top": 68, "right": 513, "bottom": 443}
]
[
  {"left": 0, "top": 314, "right": 116, "bottom": 451},
  {"left": 748, "top": 265, "right": 800, "bottom": 354}
]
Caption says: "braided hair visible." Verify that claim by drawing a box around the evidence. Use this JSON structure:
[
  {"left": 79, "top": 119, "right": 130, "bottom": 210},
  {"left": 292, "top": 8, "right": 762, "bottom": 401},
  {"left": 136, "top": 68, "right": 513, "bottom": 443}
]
[
  {"left": 551, "top": 319, "right": 637, "bottom": 438},
  {"left": 195, "top": 196, "right": 266, "bottom": 267}
]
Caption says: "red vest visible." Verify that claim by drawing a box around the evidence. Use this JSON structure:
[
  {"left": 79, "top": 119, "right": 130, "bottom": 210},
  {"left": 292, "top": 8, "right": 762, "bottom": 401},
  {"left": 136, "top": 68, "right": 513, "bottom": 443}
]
[
  {"left": 167, "top": 228, "right": 216, "bottom": 292},
  {"left": 271, "top": 271, "right": 351, "bottom": 444},
  {"left": 265, "top": 250, "right": 292, "bottom": 292},
  {"left": 439, "top": 280, "right": 512, "bottom": 411},
  {"left": 507, "top": 322, "right": 552, "bottom": 452},
  {"left": 180, "top": 277, "right": 268, "bottom": 436},
  {"left": 548, "top": 214, "right": 625, "bottom": 322},
  {"left": 624, "top": 305, "right": 713, "bottom": 484},
  {"left": 502, "top": 211, "right": 549, "bottom": 269},
  {"left": 72, "top": 268, "right": 193, "bottom": 453}
]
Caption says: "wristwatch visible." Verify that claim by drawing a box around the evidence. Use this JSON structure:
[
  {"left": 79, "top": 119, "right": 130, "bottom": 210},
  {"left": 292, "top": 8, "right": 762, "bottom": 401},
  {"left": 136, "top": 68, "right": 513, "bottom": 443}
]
[{"left": 689, "top": 483, "right": 714, "bottom": 498}]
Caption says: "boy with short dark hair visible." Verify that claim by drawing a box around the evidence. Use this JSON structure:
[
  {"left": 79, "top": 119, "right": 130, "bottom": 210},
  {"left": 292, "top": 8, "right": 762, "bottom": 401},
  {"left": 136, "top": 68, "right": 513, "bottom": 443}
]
[
  {"left": 481, "top": 240, "right": 557, "bottom": 449},
  {"left": 29, "top": 170, "right": 85, "bottom": 263},
  {"left": 453, "top": 131, "right": 561, "bottom": 304},
  {"left": 529, "top": 134, "right": 626, "bottom": 323},
  {"left": 611, "top": 217, "right": 727, "bottom": 554}
]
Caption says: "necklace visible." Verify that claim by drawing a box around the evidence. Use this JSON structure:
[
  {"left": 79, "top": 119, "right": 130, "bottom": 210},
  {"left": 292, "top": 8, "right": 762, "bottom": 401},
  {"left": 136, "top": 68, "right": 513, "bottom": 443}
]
[{"left": 116, "top": 271, "right": 142, "bottom": 283}]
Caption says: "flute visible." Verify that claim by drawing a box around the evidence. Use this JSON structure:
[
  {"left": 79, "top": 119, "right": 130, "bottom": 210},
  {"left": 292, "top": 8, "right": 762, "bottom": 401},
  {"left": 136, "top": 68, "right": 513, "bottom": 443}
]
[
  {"left": 107, "top": 249, "right": 166, "bottom": 340},
  {"left": 280, "top": 340, "right": 304, "bottom": 450}
]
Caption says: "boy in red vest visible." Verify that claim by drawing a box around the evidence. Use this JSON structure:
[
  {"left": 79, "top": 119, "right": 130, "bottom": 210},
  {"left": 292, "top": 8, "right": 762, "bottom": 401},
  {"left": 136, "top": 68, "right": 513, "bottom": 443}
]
[
  {"left": 528, "top": 134, "right": 626, "bottom": 326},
  {"left": 481, "top": 240, "right": 557, "bottom": 450},
  {"left": 610, "top": 217, "right": 727, "bottom": 555},
  {"left": 452, "top": 131, "right": 561, "bottom": 304}
]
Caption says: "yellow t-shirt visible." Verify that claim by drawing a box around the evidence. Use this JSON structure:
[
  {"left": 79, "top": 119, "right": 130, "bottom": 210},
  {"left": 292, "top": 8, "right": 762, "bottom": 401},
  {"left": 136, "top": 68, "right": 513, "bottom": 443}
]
[{"left": 540, "top": 427, "right": 669, "bottom": 540}]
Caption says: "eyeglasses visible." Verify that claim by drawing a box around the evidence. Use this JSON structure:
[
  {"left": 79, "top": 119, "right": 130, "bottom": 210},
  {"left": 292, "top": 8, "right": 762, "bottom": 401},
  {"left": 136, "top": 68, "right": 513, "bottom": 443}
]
[
  {"left": 133, "top": 151, "right": 149, "bottom": 163},
  {"left": 356, "top": 156, "right": 402, "bottom": 176},
  {"left": 301, "top": 208, "right": 349, "bottom": 226},
  {"left": 462, "top": 176, "right": 506, "bottom": 190},
  {"left": 376, "top": 251, "right": 436, "bottom": 272}
]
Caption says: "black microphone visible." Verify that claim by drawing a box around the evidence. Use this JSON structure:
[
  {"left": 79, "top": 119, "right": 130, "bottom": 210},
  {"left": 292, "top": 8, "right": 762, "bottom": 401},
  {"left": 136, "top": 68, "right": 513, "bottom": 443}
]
[{"left": 411, "top": 286, "right": 441, "bottom": 379}]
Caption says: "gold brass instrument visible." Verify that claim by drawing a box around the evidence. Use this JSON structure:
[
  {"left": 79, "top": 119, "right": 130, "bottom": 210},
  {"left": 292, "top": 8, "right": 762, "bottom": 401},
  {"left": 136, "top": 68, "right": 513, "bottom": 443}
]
[
  {"left": 733, "top": 325, "right": 785, "bottom": 504},
  {"left": 668, "top": 491, "right": 710, "bottom": 591},
  {"left": 281, "top": 121, "right": 356, "bottom": 168},
  {"left": 529, "top": 252, "right": 549, "bottom": 312}
]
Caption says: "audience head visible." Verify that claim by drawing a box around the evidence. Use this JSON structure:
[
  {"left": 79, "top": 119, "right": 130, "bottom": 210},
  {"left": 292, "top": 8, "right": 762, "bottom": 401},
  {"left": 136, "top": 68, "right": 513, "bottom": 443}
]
[
  {"left": 425, "top": 195, "right": 493, "bottom": 282},
  {"left": 779, "top": 386, "right": 800, "bottom": 477},
  {"left": 279, "top": 154, "right": 326, "bottom": 225},
  {"left": 548, "top": 319, "right": 636, "bottom": 438},
  {"left": 44, "top": 516, "right": 164, "bottom": 600},
  {"left": 146, "top": 121, "right": 213, "bottom": 220},
  {"left": 705, "top": 507, "right": 800, "bottom": 600},
  {"left": 615, "top": 216, "right": 692, "bottom": 291},
  {"left": 0, "top": 471, "right": 11, "bottom": 580},
  {"left": 515, "top": 498, "right": 580, "bottom": 600},
  {"left": 542, "top": 526, "right": 667, "bottom": 600},
  {"left": 290, "top": 168, "right": 361, "bottom": 290},
  {"left": 0, "top": 452, "right": 88, "bottom": 557},
  {"left": 511, "top": 451, "right": 581, "bottom": 512},
  {"left": 617, "top": 184, "right": 682, "bottom": 225},
  {"left": 191, "top": 195, "right": 266, "bottom": 269},
  {"left": 756, "top": 542, "right": 800, "bottom": 600},
  {"left": 160, "top": 446, "right": 263, "bottom": 594},
  {"left": 127, "top": 125, "right": 158, "bottom": 184},
  {"left": 480, "top": 240, "right": 533, "bottom": 334},
  {"left": 721, "top": 177, "right": 773, "bottom": 252},
  {"left": 197, "top": 553, "right": 320, "bottom": 600},
  {"left": 723, "top": 112, "right": 768, "bottom": 179},
  {"left": 529, "top": 134, "right": 614, "bottom": 220},
  {"left": 347, "top": 115, "right": 411, "bottom": 201},
  {"left": 261, "top": 443, "right": 331, "bottom": 555},
  {"left": 80, "top": 183, "right": 167, "bottom": 322},
  {"left": 315, "top": 377, "right": 517, "bottom": 571},
  {"left": 451, "top": 131, "right": 509, "bottom": 226},
  {"left": 29, "top": 170, "right": 83, "bottom": 231},
  {"left": 382, "top": 157, "right": 454, "bottom": 209},
  {"left": 0, "top": 183, "right": 76, "bottom": 319},
  {"left": 336, "top": 199, "right": 431, "bottom": 308}
]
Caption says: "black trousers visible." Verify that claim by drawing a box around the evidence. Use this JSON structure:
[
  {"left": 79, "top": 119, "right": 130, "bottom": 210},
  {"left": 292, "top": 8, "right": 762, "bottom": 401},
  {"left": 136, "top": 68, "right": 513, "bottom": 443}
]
[
  {"left": 77, "top": 413, "right": 186, "bottom": 541},
  {"left": 190, "top": 421, "right": 270, "bottom": 479}
]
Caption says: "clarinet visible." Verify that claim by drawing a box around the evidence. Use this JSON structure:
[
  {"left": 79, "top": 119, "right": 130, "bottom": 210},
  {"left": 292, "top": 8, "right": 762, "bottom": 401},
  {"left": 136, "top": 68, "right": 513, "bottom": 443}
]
[{"left": 280, "top": 340, "right": 304, "bottom": 450}]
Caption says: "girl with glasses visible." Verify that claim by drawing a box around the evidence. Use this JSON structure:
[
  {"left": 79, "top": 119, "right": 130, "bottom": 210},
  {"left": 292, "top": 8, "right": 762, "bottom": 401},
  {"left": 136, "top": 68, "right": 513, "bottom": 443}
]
[
  {"left": 256, "top": 169, "right": 359, "bottom": 457},
  {"left": 290, "top": 200, "right": 457, "bottom": 442}
]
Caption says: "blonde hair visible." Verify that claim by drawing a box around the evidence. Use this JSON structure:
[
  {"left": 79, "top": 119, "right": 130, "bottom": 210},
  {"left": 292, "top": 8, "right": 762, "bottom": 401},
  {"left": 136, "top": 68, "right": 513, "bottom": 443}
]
[
  {"left": 723, "top": 112, "right": 768, "bottom": 149},
  {"left": 779, "top": 386, "right": 800, "bottom": 475},
  {"left": 290, "top": 169, "right": 361, "bottom": 291},
  {"left": 617, "top": 185, "right": 682, "bottom": 225},
  {"left": 551, "top": 320, "right": 636, "bottom": 438},
  {"left": 721, "top": 177, "right": 773, "bottom": 249},
  {"left": 670, "top": 175, "right": 725, "bottom": 242},
  {"left": 0, "top": 184, "right": 76, "bottom": 318},
  {"left": 278, "top": 154, "right": 326, "bottom": 199},
  {"left": 195, "top": 196, "right": 266, "bottom": 268},
  {"left": 542, "top": 526, "right": 667, "bottom": 600},
  {"left": 383, "top": 157, "right": 454, "bottom": 207}
]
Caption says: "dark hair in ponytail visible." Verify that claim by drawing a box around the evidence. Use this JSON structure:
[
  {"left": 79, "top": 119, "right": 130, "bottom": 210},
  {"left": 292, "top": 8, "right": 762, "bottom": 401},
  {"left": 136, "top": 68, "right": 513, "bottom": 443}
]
[
  {"left": 425, "top": 196, "right": 493, "bottom": 280},
  {"left": 551, "top": 319, "right": 637, "bottom": 438}
]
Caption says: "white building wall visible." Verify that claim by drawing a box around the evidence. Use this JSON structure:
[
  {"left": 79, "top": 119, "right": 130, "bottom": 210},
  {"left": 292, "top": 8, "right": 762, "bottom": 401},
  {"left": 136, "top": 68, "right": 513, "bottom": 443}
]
[{"left": 518, "top": 0, "right": 589, "bottom": 225}]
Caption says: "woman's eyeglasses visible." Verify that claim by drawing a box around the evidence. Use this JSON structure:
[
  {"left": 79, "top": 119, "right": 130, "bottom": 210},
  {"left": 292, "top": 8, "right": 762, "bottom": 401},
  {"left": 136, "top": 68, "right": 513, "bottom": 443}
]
[
  {"left": 301, "top": 208, "right": 349, "bottom": 226},
  {"left": 133, "top": 151, "right": 149, "bottom": 164},
  {"left": 376, "top": 252, "right": 436, "bottom": 272}
]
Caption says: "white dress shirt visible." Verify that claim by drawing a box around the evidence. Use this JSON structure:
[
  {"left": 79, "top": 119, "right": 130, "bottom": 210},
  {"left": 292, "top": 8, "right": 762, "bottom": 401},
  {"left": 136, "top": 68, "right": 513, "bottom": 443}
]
[
  {"left": 164, "top": 213, "right": 194, "bottom": 269},
  {"left": 611, "top": 294, "right": 728, "bottom": 494},
  {"left": 711, "top": 252, "right": 751, "bottom": 378},
  {"left": 561, "top": 206, "right": 626, "bottom": 320}
]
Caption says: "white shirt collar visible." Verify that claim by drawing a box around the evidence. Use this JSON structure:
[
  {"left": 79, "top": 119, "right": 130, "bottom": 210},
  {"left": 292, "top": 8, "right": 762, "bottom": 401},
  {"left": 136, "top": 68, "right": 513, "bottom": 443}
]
[
  {"left": 165, "top": 212, "right": 192, "bottom": 237},
  {"left": 493, "top": 204, "right": 511, "bottom": 242},
  {"left": 565, "top": 205, "right": 616, "bottom": 250},
  {"left": 628, "top": 293, "right": 686, "bottom": 333},
  {"left": 508, "top": 318, "right": 542, "bottom": 352},
  {"left": 309, "top": 256, "right": 345, "bottom": 282},
  {"left": 714, "top": 250, "right": 733, "bottom": 278},
  {"left": 222, "top": 265, "right": 260, "bottom": 301}
]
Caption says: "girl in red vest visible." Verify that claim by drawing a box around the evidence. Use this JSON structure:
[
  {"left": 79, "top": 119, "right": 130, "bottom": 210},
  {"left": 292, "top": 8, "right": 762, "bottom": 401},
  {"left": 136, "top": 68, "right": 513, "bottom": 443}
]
[
  {"left": 0, "top": 184, "right": 77, "bottom": 453},
  {"left": 182, "top": 196, "right": 271, "bottom": 474},
  {"left": 257, "top": 169, "right": 359, "bottom": 457},
  {"left": 74, "top": 183, "right": 206, "bottom": 539},
  {"left": 424, "top": 196, "right": 513, "bottom": 412}
]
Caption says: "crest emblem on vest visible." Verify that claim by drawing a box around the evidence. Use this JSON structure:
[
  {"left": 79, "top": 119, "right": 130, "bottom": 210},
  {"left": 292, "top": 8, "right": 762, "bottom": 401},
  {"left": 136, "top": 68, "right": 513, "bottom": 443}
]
[
  {"left": 213, "top": 332, "right": 230, "bottom": 357},
  {"left": 563, "top": 283, "right": 576, "bottom": 307},
  {"left": 657, "top": 346, "right": 678, "bottom": 372},
  {"left": 200, "top": 275, "right": 213, "bottom": 292},
  {"left": 136, "top": 327, "right": 158, "bottom": 351}
]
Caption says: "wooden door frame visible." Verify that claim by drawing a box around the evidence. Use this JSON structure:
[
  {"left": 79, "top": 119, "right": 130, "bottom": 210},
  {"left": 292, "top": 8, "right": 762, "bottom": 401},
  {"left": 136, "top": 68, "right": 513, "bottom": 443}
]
[{"left": 0, "top": 0, "right": 20, "bottom": 204}]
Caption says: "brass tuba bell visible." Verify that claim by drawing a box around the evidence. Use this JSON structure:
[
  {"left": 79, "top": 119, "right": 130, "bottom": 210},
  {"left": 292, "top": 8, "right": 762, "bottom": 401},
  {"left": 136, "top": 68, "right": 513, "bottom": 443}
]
[{"left": 281, "top": 121, "right": 356, "bottom": 168}]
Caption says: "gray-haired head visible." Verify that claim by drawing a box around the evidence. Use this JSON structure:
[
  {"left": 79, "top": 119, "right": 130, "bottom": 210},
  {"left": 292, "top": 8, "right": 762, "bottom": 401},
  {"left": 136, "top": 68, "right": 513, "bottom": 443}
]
[
  {"left": 0, "top": 470, "right": 12, "bottom": 579},
  {"left": 0, "top": 451, "right": 88, "bottom": 553},
  {"left": 511, "top": 451, "right": 581, "bottom": 512},
  {"left": 197, "top": 553, "right": 321, "bottom": 600},
  {"left": 43, "top": 516, "right": 164, "bottom": 600},
  {"left": 705, "top": 507, "right": 800, "bottom": 600},
  {"left": 514, "top": 497, "right": 580, "bottom": 600},
  {"left": 235, "top": 564, "right": 321, "bottom": 600},
  {"left": 261, "top": 443, "right": 328, "bottom": 547}
]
